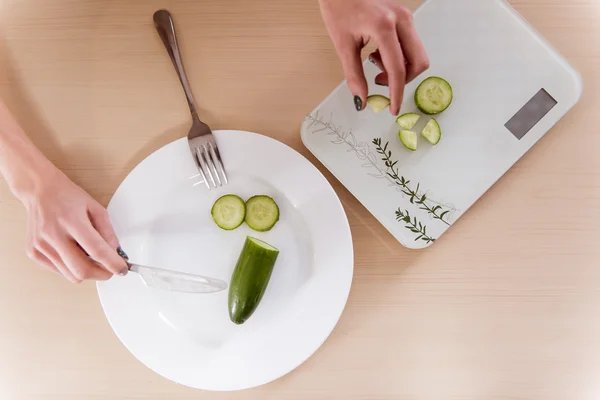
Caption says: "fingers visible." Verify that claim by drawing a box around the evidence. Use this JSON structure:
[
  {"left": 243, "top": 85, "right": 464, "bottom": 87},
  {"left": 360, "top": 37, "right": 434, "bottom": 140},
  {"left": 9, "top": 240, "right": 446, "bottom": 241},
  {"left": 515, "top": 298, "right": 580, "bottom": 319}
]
[
  {"left": 88, "top": 203, "right": 120, "bottom": 250},
  {"left": 368, "top": 6, "right": 429, "bottom": 88},
  {"left": 376, "top": 31, "right": 407, "bottom": 115},
  {"left": 33, "top": 240, "right": 81, "bottom": 283},
  {"left": 29, "top": 221, "right": 118, "bottom": 283},
  {"left": 396, "top": 16, "right": 429, "bottom": 83},
  {"left": 369, "top": 50, "right": 385, "bottom": 72},
  {"left": 51, "top": 238, "right": 112, "bottom": 281},
  {"left": 22, "top": 175, "right": 127, "bottom": 283},
  {"left": 69, "top": 222, "right": 126, "bottom": 276},
  {"left": 336, "top": 38, "right": 369, "bottom": 111},
  {"left": 369, "top": 50, "right": 389, "bottom": 86},
  {"left": 374, "top": 72, "right": 389, "bottom": 87},
  {"left": 28, "top": 248, "right": 59, "bottom": 275}
]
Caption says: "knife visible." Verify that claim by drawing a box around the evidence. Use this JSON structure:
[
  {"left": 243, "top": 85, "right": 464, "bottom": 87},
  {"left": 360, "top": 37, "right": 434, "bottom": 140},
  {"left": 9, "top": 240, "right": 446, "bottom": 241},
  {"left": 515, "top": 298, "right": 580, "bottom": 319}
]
[
  {"left": 126, "top": 262, "right": 228, "bottom": 294},
  {"left": 90, "top": 248, "right": 228, "bottom": 294}
]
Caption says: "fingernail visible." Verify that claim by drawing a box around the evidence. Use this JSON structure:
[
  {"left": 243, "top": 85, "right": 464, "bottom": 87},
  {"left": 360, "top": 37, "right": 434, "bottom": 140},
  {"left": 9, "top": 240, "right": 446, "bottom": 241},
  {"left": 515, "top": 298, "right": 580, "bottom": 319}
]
[
  {"left": 353, "top": 95, "right": 363, "bottom": 111},
  {"left": 119, "top": 267, "right": 129, "bottom": 276},
  {"left": 117, "top": 247, "right": 129, "bottom": 260},
  {"left": 375, "top": 82, "right": 387, "bottom": 87},
  {"left": 368, "top": 57, "right": 375, "bottom": 64}
]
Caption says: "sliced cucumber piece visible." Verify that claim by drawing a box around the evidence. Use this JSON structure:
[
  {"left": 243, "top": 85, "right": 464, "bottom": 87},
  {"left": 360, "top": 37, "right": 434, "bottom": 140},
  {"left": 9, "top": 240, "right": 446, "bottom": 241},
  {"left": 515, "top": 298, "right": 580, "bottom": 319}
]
[
  {"left": 229, "top": 236, "right": 280, "bottom": 325},
  {"left": 415, "top": 76, "right": 453, "bottom": 115},
  {"left": 211, "top": 194, "right": 246, "bottom": 230},
  {"left": 399, "top": 130, "right": 418, "bottom": 151},
  {"left": 396, "top": 112, "right": 420, "bottom": 130},
  {"left": 245, "top": 195, "right": 280, "bottom": 232},
  {"left": 366, "top": 94, "right": 390, "bottom": 113},
  {"left": 421, "top": 118, "right": 442, "bottom": 145}
]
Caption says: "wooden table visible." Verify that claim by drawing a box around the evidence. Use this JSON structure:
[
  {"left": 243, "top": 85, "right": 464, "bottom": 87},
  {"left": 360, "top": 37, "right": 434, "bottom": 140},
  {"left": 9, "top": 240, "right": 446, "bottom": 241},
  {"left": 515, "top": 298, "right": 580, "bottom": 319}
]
[{"left": 0, "top": 1, "right": 598, "bottom": 399}]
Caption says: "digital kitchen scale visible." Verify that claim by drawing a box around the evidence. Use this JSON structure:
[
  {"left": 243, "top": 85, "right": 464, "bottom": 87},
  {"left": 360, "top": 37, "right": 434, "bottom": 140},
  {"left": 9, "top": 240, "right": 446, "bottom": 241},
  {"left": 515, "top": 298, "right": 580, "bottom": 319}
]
[{"left": 301, "top": 0, "right": 582, "bottom": 249}]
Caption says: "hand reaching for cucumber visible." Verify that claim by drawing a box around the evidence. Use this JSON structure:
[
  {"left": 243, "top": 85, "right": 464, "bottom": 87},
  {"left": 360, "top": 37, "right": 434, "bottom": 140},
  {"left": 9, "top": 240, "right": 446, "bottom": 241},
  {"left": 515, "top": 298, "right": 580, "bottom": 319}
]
[{"left": 318, "top": 0, "right": 430, "bottom": 115}]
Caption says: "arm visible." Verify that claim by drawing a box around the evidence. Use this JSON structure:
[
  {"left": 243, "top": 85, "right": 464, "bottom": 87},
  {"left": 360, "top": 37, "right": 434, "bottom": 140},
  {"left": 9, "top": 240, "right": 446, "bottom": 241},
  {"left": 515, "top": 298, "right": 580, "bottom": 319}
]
[
  {"left": 318, "top": 0, "right": 429, "bottom": 115},
  {"left": 0, "top": 98, "right": 127, "bottom": 282}
]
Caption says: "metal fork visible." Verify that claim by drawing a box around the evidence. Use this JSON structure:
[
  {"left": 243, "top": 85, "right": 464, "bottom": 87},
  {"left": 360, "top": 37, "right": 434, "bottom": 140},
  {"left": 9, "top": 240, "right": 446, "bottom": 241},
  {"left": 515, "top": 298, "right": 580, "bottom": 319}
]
[{"left": 153, "top": 9, "right": 227, "bottom": 189}]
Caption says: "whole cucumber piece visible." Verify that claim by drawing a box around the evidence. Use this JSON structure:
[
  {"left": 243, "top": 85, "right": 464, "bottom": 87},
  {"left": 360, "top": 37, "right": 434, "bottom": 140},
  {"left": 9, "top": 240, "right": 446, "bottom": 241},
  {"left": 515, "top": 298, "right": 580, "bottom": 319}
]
[
  {"left": 415, "top": 76, "right": 453, "bottom": 115},
  {"left": 228, "top": 237, "right": 279, "bottom": 325}
]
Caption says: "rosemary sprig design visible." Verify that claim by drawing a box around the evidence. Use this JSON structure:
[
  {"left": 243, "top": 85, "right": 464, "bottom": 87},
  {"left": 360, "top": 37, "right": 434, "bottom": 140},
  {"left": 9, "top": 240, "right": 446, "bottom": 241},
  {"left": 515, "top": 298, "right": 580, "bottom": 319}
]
[
  {"left": 304, "top": 112, "right": 456, "bottom": 243},
  {"left": 395, "top": 209, "right": 436, "bottom": 244},
  {"left": 373, "top": 138, "right": 451, "bottom": 226}
]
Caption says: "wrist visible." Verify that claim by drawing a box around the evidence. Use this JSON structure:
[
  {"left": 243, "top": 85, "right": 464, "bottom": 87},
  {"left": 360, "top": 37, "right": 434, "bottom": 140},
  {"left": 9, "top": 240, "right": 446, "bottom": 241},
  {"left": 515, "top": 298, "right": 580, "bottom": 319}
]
[
  {"left": 0, "top": 99, "right": 63, "bottom": 204},
  {"left": 5, "top": 146, "right": 60, "bottom": 205}
]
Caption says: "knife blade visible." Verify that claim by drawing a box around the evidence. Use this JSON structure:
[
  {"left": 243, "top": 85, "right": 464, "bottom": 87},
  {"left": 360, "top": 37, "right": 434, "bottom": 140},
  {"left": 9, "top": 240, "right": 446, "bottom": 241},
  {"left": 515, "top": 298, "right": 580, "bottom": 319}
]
[{"left": 127, "top": 263, "right": 227, "bottom": 294}]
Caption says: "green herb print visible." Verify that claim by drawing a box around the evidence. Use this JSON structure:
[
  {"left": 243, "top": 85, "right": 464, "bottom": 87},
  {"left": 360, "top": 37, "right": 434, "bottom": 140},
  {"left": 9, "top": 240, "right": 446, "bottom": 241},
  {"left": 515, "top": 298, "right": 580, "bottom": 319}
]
[
  {"left": 373, "top": 138, "right": 451, "bottom": 226},
  {"left": 395, "top": 209, "right": 436, "bottom": 244},
  {"left": 304, "top": 112, "right": 456, "bottom": 244}
]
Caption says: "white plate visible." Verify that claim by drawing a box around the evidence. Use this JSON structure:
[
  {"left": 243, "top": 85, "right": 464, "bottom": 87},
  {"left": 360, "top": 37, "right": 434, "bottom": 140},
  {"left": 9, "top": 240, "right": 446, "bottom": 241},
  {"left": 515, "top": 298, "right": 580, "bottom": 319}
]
[{"left": 97, "top": 130, "right": 353, "bottom": 391}]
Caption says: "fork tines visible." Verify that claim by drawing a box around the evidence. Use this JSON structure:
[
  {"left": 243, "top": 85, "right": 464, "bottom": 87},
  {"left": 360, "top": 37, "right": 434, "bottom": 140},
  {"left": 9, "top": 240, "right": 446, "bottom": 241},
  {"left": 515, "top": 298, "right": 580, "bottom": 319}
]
[{"left": 192, "top": 142, "right": 228, "bottom": 189}]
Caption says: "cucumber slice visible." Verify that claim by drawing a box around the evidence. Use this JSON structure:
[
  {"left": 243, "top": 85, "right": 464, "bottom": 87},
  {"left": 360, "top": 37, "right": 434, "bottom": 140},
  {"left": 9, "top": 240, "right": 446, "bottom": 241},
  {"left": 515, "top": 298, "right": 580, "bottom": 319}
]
[
  {"left": 421, "top": 118, "right": 442, "bottom": 145},
  {"left": 415, "top": 76, "right": 453, "bottom": 115},
  {"left": 211, "top": 194, "right": 246, "bottom": 230},
  {"left": 399, "top": 130, "right": 418, "bottom": 151},
  {"left": 366, "top": 94, "right": 390, "bottom": 113},
  {"left": 396, "top": 112, "right": 420, "bottom": 130},
  {"left": 245, "top": 195, "right": 280, "bottom": 232},
  {"left": 229, "top": 236, "right": 280, "bottom": 324}
]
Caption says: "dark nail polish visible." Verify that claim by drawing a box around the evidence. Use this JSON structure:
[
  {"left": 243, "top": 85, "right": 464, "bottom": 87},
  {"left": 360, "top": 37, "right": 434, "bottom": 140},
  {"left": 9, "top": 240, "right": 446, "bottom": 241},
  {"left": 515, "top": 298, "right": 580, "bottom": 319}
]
[
  {"left": 375, "top": 82, "right": 387, "bottom": 87},
  {"left": 117, "top": 247, "right": 129, "bottom": 260},
  {"left": 354, "top": 95, "right": 363, "bottom": 111}
]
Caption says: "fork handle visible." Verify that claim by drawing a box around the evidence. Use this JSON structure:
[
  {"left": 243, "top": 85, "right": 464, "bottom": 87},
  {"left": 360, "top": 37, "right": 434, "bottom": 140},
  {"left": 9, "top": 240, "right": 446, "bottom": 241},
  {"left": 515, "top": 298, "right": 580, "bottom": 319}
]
[{"left": 153, "top": 9, "right": 199, "bottom": 121}]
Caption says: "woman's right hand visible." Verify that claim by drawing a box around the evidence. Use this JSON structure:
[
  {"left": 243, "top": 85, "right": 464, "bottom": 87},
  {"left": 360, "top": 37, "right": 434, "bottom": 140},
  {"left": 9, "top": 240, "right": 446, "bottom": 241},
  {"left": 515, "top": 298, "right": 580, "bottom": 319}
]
[
  {"left": 318, "top": 0, "right": 429, "bottom": 115},
  {"left": 17, "top": 166, "right": 128, "bottom": 283},
  {"left": 0, "top": 98, "right": 126, "bottom": 283}
]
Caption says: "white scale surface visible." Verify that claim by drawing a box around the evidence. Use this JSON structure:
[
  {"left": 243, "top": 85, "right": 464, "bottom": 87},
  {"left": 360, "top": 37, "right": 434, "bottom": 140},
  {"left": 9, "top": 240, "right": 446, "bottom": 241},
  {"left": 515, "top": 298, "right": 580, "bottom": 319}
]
[{"left": 301, "top": 0, "right": 582, "bottom": 248}]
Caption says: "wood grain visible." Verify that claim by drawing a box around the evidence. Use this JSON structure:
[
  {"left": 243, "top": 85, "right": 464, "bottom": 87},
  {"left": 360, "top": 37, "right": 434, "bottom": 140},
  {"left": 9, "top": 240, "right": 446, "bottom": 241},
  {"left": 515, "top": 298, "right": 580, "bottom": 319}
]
[{"left": 0, "top": 0, "right": 599, "bottom": 399}]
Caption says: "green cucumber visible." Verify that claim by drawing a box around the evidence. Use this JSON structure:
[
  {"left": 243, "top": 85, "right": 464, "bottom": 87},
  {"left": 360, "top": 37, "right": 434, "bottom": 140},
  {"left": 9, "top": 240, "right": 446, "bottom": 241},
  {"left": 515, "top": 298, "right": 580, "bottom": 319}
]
[
  {"left": 211, "top": 195, "right": 246, "bottom": 230},
  {"left": 228, "top": 237, "right": 280, "bottom": 325},
  {"left": 415, "top": 76, "right": 453, "bottom": 115},
  {"left": 421, "top": 118, "right": 442, "bottom": 145},
  {"left": 396, "top": 112, "right": 420, "bottom": 130},
  {"left": 366, "top": 94, "right": 390, "bottom": 113},
  {"left": 399, "top": 130, "right": 418, "bottom": 151},
  {"left": 245, "top": 195, "right": 280, "bottom": 232}
]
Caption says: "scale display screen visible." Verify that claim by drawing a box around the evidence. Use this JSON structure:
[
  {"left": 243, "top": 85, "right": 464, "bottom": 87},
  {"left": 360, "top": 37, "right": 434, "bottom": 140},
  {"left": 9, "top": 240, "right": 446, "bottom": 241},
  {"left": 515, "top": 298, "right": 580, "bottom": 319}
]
[{"left": 505, "top": 88, "right": 557, "bottom": 140}]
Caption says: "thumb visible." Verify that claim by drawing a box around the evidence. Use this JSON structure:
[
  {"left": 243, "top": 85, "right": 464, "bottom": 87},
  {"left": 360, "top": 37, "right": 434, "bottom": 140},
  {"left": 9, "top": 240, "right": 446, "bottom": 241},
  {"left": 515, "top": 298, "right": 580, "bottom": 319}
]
[{"left": 337, "top": 39, "right": 368, "bottom": 111}]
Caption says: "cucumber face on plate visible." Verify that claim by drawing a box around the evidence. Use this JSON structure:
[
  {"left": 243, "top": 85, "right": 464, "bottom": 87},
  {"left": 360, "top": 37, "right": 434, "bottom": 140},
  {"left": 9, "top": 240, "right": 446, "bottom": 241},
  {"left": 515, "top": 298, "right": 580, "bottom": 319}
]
[
  {"left": 210, "top": 194, "right": 282, "bottom": 324},
  {"left": 415, "top": 76, "right": 453, "bottom": 115}
]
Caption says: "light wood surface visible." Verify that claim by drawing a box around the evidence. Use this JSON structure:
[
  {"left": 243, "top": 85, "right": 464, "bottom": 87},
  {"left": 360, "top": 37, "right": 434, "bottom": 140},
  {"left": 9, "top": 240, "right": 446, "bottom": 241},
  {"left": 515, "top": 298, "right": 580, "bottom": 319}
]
[{"left": 0, "top": 0, "right": 599, "bottom": 399}]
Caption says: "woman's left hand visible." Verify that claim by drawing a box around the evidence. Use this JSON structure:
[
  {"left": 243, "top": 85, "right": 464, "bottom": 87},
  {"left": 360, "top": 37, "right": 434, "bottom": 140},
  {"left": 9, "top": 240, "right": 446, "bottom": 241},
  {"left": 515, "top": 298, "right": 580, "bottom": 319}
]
[{"left": 318, "top": 0, "right": 429, "bottom": 115}]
